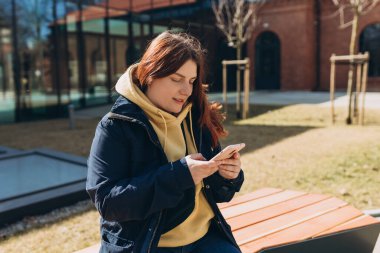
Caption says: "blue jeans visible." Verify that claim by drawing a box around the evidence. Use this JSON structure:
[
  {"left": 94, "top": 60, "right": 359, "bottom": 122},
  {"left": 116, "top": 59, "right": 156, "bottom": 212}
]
[{"left": 155, "top": 220, "right": 241, "bottom": 253}]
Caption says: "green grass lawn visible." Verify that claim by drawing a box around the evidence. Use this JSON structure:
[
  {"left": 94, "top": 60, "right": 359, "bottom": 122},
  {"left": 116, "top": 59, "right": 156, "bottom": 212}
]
[{"left": 0, "top": 104, "right": 379, "bottom": 253}]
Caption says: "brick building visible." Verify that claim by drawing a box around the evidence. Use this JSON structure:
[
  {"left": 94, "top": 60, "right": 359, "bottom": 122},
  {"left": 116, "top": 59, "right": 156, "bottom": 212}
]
[{"left": 249, "top": 0, "right": 380, "bottom": 91}]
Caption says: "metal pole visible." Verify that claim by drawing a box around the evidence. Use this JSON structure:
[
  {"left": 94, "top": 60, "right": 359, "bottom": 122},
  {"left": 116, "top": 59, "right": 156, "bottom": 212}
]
[
  {"left": 63, "top": 0, "right": 72, "bottom": 104},
  {"left": 330, "top": 54, "right": 336, "bottom": 124},
  {"left": 68, "top": 103, "right": 75, "bottom": 129},
  {"left": 52, "top": 0, "right": 62, "bottom": 115},
  {"left": 0, "top": 21, "right": 7, "bottom": 96},
  {"left": 11, "top": 0, "right": 22, "bottom": 122},
  {"left": 360, "top": 52, "right": 369, "bottom": 126},
  {"left": 76, "top": 0, "right": 87, "bottom": 108},
  {"left": 314, "top": 0, "right": 321, "bottom": 90},
  {"left": 126, "top": 0, "right": 135, "bottom": 66},
  {"left": 104, "top": 0, "right": 112, "bottom": 103},
  {"left": 236, "top": 44, "right": 241, "bottom": 118},
  {"left": 354, "top": 59, "right": 362, "bottom": 122},
  {"left": 168, "top": 0, "right": 173, "bottom": 30},
  {"left": 243, "top": 58, "right": 250, "bottom": 119},
  {"left": 149, "top": 0, "right": 154, "bottom": 38},
  {"left": 346, "top": 60, "right": 354, "bottom": 124}
]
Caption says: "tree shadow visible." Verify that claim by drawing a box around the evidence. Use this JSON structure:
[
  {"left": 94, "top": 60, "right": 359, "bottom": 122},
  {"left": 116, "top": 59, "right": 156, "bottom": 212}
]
[
  {"left": 222, "top": 124, "right": 316, "bottom": 155},
  {"left": 221, "top": 104, "right": 317, "bottom": 154},
  {"left": 223, "top": 104, "right": 285, "bottom": 122}
]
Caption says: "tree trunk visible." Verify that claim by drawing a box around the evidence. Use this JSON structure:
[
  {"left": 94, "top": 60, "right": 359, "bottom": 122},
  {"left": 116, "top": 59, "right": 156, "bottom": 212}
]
[
  {"left": 236, "top": 22, "right": 242, "bottom": 118},
  {"left": 346, "top": 10, "right": 359, "bottom": 124}
]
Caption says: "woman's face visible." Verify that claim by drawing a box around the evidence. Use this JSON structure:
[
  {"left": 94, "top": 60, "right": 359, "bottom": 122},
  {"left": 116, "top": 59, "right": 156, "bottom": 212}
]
[{"left": 145, "top": 60, "right": 197, "bottom": 114}]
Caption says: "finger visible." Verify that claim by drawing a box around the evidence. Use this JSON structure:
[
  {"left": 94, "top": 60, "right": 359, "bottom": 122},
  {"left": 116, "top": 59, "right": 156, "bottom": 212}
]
[
  {"left": 209, "top": 160, "right": 222, "bottom": 168},
  {"left": 224, "top": 168, "right": 239, "bottom": 174},
  {"left": 233, "top": 152, "right": 240, "bottom": 159},
  {"left": 219, "top": 170, "right": 239, "bottom": 179},
  {"left": 196, "top": 160, "right": 220, "bottom": 170},
  {"left": 219, "top": 165, "right": 241, "bottom": 173},
  {"left": 219, "top": 158, "right": 240, "bottom": 166},
  {"left": 203, "top": 164, "right": 220, "bottom": 177},
  {"left": 219, "top": 168, "right": 240, "bottom": 174},
  {"left": 191, "top": 153, "right": 206, "bottom": 161}
]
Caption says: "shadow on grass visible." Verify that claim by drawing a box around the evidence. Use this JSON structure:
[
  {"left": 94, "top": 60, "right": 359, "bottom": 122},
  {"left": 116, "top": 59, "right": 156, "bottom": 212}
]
[
  {"left": 223, "top": 104, "right": 285, "bottom": 123},
  {"left": 222, "top": 124, "right": 316, "bottom": 155},
  {"left": 221, "top": 104, "right": 317, "bottom": 154}
]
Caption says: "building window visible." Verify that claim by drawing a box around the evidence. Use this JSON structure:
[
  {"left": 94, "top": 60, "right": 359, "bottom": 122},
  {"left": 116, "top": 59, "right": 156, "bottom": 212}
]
[{"left": 359, "top": 23, "right": 380, "bottom": 77}]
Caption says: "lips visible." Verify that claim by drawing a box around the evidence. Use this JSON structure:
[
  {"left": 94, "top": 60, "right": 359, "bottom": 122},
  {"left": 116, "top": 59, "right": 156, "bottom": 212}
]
[{"left": 173, "top": 98, "right": 185, "bottom": 104}]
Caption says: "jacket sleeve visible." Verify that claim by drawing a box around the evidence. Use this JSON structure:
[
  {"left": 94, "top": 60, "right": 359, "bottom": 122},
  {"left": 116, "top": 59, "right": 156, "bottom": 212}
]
[
  {"left": 86, "top": 118, "right": 195, "bottom": 222},
  {"left": 206, "top": 144, "right": 245, "bottom": 203}
]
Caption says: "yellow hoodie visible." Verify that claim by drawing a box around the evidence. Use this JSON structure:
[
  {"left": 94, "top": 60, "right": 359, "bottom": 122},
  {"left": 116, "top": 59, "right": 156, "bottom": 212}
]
[{"left": 115, "top": 64, "right": 215, "bottom": 247}]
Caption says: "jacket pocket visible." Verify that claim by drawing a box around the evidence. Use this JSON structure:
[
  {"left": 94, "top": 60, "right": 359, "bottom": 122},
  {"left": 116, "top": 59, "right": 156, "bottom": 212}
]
[{"left": 101, "top": 231, "right": 135, "bottom": 253}]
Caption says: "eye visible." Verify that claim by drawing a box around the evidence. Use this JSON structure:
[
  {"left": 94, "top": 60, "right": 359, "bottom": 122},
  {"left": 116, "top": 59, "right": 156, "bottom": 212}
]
[{"left": 170, "top": 78, "right": 181, "bottom": 83}]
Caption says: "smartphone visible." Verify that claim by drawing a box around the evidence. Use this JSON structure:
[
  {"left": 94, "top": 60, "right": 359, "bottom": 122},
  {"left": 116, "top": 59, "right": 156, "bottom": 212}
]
[{"left": 211, "top": 143, "right": 246, "bottom": 161}]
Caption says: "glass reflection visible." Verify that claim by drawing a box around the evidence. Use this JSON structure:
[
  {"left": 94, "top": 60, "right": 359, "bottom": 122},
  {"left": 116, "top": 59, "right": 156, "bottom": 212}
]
[{"left": 0, "top": 0, "right": 221, "bottom": 123}]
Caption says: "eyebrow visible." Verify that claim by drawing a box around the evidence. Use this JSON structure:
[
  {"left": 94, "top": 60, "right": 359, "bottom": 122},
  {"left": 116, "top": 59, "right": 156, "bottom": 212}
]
[{"left": 173, "top": 72, "right": 197, "bottom": 80}]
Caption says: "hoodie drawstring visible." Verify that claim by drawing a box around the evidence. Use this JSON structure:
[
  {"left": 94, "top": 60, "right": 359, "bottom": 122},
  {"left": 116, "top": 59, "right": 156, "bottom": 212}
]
[
  {"left": 157, "top": 110, "right": 168, "bottom": 152},
  {"left": 188, "top": 109, "right": 197, "bottom": 153}
]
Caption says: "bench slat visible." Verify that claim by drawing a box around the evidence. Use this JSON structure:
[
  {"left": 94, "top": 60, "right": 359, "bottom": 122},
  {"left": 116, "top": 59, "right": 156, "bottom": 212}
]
[
  {"left": 313, "top": 214, "right": 380, "bottom": 237},
  {"left": 239, "top": 205, "right": 364, "bottom": 253},
  {"left": 221, "top": 190, "right": 306, "bottom": 219},
  {"left": 218, "top": 188, "right": 283, "bottom": 209},
  {"left": 227, "top": 193, "right": 329, "bottom": 231},
  {"left": 233, "top": 197, "right": 347, "bottom": 245}
]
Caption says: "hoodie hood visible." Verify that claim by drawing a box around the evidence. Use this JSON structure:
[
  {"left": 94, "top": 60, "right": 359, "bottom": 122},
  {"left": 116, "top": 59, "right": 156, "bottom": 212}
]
[
  {"left": 115, "top": 64, "right": 196, "bottom": 161},
  {"left": 115, "top": 64, "right": 192, "bottom": 127}
]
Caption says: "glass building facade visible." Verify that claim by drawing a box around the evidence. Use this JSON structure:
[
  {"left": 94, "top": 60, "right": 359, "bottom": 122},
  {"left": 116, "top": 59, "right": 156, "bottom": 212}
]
[{"left": 0, "top": 0, "right": 235, "bottom": 123}]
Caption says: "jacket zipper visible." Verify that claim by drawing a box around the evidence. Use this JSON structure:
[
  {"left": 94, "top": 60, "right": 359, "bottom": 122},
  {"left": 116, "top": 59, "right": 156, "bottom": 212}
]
[
  {"left": 148, "top": 210, "right": 163, "bottom": 253},
  {"left": 200, "top": 126, "right": 241, "bottom": 252},
  {"left": 201, "top": 186, "right": 241, "bottom": 251}
]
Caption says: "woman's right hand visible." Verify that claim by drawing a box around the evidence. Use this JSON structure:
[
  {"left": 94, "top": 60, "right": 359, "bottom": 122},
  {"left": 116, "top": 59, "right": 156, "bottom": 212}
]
[{"left": 185, "top": 153, "right": 221, "bottom": 185}]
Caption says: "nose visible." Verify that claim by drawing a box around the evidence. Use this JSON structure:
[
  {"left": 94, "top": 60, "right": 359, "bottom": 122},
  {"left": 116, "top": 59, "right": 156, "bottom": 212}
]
[{"left": 180, "top": 82, "right": 193, "bottom": 96}]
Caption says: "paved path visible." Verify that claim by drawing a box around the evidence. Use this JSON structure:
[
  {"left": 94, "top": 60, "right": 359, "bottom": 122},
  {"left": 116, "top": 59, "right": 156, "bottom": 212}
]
[
  {"left": 208, "top": 91, "right": 380, "bottom": 108},
  {"left": 74, "top": 91, "right": 380, "bottom": 119}
]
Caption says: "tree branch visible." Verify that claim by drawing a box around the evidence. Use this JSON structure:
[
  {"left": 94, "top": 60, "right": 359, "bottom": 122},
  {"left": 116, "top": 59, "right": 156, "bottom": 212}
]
[{"left": 212, "top": 0, "right": 262, "bottom": 47}]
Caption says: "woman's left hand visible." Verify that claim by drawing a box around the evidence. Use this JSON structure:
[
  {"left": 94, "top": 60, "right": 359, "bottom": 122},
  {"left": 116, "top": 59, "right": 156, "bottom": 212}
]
[{"left": 218, "top": 152, "right": 241, "bottom": 180}]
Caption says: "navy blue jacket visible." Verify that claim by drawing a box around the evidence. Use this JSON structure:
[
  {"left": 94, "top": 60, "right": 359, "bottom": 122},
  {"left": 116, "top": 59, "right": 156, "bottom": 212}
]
[{"left": 86, "top": 96, "right": 244, "bottom": 253}]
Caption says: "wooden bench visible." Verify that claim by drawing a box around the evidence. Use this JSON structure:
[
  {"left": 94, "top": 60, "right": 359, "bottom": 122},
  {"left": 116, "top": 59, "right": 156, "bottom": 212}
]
[{"left": 74, "top": 188, "right": 380, "bottom": 253}]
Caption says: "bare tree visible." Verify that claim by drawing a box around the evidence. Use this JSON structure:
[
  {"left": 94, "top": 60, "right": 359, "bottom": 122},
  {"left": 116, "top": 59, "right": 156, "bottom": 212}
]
[
  {"left": 212, "top": 0, "right": 263, "bottom": 117},
  {"left": 330, "top": 0, "right": 379, "bottom": 123}
]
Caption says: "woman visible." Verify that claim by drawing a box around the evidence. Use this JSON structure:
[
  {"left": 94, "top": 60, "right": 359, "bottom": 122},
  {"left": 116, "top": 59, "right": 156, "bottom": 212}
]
[{"left": 86, "top": 31, "right": 244, "bottom": 253}]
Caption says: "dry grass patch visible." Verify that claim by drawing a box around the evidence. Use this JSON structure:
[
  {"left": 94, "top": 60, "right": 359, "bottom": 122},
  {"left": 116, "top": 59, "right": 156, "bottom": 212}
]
[
  {"left": 221, "top": 104, "right": 380, "bottom": 209},
  {"left": 0, "top": 118, "right": 99, "bottom": 156},
  {"left": 233, "top": 104, "right": 380, "bottom": 127},
  {"left": 0, "top": 209, "right": 100, "bottom": 253}
]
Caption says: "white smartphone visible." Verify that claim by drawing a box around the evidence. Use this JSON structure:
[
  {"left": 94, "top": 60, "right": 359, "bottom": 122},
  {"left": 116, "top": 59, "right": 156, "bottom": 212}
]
[{"left": 211, "top": 143, "right": 246, "bottom": 161}]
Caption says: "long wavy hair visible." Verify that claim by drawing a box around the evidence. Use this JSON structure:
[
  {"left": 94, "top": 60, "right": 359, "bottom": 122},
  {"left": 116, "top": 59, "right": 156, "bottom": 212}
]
[{"left": 133, "top": 31, "right": 227, "bottom": 147}]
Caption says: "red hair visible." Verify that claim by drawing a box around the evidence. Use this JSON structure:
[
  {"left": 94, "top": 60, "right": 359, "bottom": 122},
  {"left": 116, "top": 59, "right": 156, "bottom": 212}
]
[{"left": 134, "top": 31, "right": 227, "bottom": 147}]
